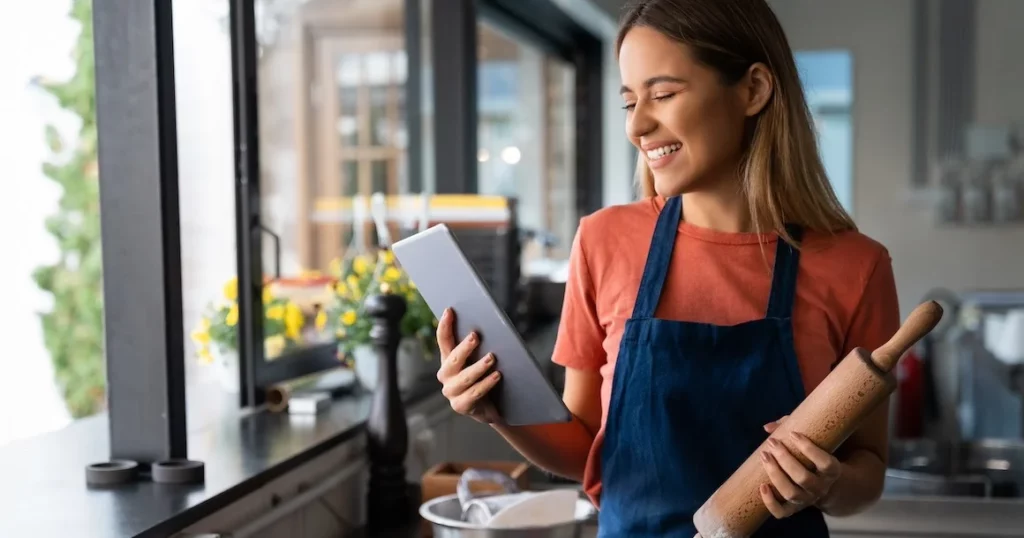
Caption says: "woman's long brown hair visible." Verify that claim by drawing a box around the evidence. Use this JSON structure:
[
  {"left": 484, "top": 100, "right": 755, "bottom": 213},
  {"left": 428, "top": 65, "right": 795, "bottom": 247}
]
[{"left": 617, "top": 0, "right": 856, "bottom": 244}]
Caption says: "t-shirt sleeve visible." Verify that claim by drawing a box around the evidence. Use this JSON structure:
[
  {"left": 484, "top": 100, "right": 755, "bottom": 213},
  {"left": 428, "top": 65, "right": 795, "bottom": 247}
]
[
  {"left": 551, "top": 217, "right": 607, "bottom": 371},
  {"left": 842, "top": 247, "right": 901, "bottom": 356}
]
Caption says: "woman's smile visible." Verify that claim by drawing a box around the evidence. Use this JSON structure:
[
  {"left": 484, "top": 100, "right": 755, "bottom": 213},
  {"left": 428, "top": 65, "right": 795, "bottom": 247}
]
[{"left": 644, "top": 141, "right": 683, "bottom": 169}]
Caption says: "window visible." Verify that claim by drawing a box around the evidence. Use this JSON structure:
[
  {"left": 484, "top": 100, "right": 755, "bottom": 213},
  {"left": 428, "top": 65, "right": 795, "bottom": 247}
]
[
  {"left": 795, "top": 49, "right": 854, "bottom": 212},
  {"left": 0, "top": 0, "right": 102, "bottom": 446},
  {"left": 172, "top": 0, "right": 241, "bottom": 430},
  {"left": 477, "top": 21, "right": 578, "bottom": 265},
  {"left": 250, "top": 0, "right": 434, "bottom": 394}
]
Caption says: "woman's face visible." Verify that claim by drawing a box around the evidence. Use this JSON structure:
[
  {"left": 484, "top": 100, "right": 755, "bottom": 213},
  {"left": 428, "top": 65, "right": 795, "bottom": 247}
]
[{"left": 619, "top": 26, "right": 763, "bottom": 197}]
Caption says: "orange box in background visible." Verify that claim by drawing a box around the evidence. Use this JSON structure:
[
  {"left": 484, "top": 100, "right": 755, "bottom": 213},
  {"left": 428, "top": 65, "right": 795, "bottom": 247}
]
[{"left": 419, "top": 461, "right": 532, "bottom": 536}]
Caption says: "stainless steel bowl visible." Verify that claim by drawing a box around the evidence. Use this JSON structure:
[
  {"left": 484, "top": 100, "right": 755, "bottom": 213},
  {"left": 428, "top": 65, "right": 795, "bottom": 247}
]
[{"left": 419, "top": 493, "right": 596, "bottom": 538}]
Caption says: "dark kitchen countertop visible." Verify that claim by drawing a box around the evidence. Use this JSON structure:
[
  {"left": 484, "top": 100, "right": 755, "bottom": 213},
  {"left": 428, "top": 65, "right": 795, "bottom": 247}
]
[
  {"left": 0, "top": 320, "right": 565, "bottom": 538},
  {"left": 0, "top": 380, "right": 437, "bottom": 538}
]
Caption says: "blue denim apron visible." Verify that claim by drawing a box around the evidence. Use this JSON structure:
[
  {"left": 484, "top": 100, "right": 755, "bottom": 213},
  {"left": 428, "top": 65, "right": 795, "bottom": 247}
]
[{"left": 597, "top": 195, "right": 828, "bottom": 537}]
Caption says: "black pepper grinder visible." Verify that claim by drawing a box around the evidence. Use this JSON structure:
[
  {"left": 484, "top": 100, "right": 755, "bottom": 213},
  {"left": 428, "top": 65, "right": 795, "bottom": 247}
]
[{"left": 364, "top": 291, "right": 413, "bottom": 531}]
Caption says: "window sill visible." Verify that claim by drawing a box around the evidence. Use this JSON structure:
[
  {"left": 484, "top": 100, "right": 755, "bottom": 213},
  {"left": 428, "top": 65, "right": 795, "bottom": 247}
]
[{"left": 0, "top": 379, "right": 439, "bottom": 538}]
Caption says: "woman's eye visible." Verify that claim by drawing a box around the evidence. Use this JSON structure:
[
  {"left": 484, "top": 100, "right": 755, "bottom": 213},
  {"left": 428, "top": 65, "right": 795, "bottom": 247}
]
[
  {"left": 622, "top": 102, "right": 636, "bottom": 111},
  {"left": 653, "top": 93, "right": 676, "bottom": 101}
]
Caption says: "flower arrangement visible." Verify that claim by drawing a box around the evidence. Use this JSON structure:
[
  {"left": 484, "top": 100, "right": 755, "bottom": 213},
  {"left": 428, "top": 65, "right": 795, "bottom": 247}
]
[
  {"left": 190, "top": 276, "right": 307, "bottom": 363},
  {"left": 326, "top": 248, "right": 438, "bottom": 361}
]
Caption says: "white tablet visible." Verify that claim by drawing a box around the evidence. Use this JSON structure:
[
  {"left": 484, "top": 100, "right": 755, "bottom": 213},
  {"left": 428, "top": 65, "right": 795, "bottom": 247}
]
[{"left": 391, "top": 224, "right": 572, "bottom": 426}]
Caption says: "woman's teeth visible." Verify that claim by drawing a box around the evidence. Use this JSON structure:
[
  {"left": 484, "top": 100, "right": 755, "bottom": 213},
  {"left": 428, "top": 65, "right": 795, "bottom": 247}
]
[{"left": 646, "top": 143, "right": 681, "bottom": 161}]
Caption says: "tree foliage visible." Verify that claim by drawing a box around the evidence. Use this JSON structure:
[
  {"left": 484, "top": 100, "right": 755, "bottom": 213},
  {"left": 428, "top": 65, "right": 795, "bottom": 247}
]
[{"left": 33, "top": 0, "right": 106, "bottom": 418}]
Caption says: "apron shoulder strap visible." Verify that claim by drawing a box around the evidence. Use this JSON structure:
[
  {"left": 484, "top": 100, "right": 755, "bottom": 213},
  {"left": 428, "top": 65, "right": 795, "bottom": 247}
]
[
  {"left": 765, "top": 224, "right": 803, "bottom": 319},
  {"left": 631, "top": 196, "right": 682, "bottom": 319}
]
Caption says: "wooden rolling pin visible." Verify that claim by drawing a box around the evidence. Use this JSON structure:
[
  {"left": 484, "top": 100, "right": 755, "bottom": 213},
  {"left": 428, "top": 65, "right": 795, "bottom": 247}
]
[{"left": 693, "top": 300, "right": 943, "bottom": 538}]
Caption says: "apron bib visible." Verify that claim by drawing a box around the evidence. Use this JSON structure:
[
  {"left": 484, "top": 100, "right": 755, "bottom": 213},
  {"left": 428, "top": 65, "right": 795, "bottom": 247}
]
[{"left": 597, "top": 195, "right": 829, "bottom": 537}]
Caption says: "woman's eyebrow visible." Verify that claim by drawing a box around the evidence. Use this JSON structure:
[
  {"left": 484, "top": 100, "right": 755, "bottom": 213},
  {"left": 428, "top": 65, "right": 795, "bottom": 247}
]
[{"left": 620, "top": 75, "right": 687, "bottom": 94}]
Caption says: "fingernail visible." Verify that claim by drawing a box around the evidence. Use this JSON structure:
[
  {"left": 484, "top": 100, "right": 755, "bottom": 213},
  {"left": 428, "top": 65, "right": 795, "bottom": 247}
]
[
  {"left": 790, "top": 431, "right": 801, "bottom": 440},
  {"left": 760, "top": 451, "right": 770, "bottom": 463},
  {"left": 442, "top": 308, "right": 450, "bottom": 318},
  {"left": 484, "top": 353, "right": 494, "bottom": 364},
  {"left": 768, "top": 438, "right": 780, "bottom": 448},
  {"left": 469, "top": 332, "right": 477, "bottom": 343},
  {"left": 492, "top": 371, "right": 501, "bottom": 380}
]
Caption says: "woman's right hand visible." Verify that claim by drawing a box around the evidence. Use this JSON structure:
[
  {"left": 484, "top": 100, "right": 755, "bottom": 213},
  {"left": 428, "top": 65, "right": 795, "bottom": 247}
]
[{"left": 436, "top": 307, "right": 503, "bottom": 424}]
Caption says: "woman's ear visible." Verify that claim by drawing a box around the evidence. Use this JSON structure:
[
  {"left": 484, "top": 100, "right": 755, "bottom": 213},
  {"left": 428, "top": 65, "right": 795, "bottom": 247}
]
[{"left": 742, "top": 62, "right": 774, "bottom": 117}]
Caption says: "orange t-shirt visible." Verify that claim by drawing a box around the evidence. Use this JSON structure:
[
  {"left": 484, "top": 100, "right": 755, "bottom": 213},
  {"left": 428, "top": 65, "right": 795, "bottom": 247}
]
[{"left": 550, "top": 196, "right": 901, "bottom": 506}]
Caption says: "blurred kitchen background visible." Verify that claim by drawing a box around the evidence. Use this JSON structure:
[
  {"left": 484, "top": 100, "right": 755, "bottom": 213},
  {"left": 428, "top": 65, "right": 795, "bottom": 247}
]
[{"left": 1, "top": 0, "right": 1023, "bottom": 536}]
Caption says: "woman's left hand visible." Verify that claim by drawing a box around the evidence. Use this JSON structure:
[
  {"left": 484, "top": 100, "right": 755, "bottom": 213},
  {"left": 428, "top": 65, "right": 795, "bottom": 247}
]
[{"left": 759, "top": 416, "right": 842, "bottom": 518}]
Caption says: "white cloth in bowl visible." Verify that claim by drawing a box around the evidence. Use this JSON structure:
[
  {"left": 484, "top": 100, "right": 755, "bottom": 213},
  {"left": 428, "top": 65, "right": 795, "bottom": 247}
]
[{"left": 462, "top": 489, "right": 578, "bottom": 529}]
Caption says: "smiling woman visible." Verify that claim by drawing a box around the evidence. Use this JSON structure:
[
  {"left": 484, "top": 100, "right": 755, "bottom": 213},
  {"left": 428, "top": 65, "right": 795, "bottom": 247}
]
[{"left": 429, "top": 1, "right": 901, "bottom": 537}]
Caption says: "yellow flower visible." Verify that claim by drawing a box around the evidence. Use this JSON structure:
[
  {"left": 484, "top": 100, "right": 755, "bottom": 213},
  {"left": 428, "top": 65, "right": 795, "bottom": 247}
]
[
  {"left": 284, "top": 302, "right": 304, "bottom": 340},
  {"left": 382, "top": 267, "right": 401, "bottom": 282},
  {"left": 380, "top": 249, "right": 395, "bottom": 265},
  {"left": 341, "top": 310, "right": 357, "bottom": 326},
  {"left": 353, "top": 255, "right": 370, "bottom": 275},
  {"left": 266, "top": 304, "right": 285, "bottom": 320},
  {"left": 224, "top": 277, "right": 238, "bottom": 301},
  {"left": 333, "top": 281, "right": 348, "bottom": 297},
  {"left": 264, "top": 334, "right": 286, "bottom": 359},
  {"left": 346, "top": 275, "right": 361, "bottom": 297},
  {"left": 335, "top": 327, "right": 347, "bottom": 338},
  {"left": 379, "top": 282, "right": 391, "bottom": 294},
  {"left": 190, "top": 318, "right": 211, "bottom": 346},
  {"left": 328, "top": 258, "right": 342, "bottom": 277},
  {"left": 315, "top": 309, "right": 327, "bottom": 331},
  {"left": 262, "top": 286, "right": 273, "bottom": 304},
  {"left": 226, "top": 304, "right": 239, "bottom": 327},
  {"left": 408, "top": 280, "right": 417, "bottom": 290},
  {"left": 198, "top": 346, "right": 214, "bottom": 364}
]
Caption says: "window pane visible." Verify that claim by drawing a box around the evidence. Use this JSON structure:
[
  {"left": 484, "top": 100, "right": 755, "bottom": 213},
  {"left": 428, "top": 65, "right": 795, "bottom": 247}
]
[
  {"left": 338, "top": 85, "right": 359, "bottom": 148},
  {"left": 172, "top": 0, "right": 240, "bottom": 429},
  {"left": 371, "top": 159, "right": 389, "bottom": 194},
  {"left": 255, "top": 0, "right": 427, "bottom": 370},
  {"left": 370, "top": 84, "right": 391, "bottom": 146},
  {"left": 477, "top": 21, "right": 577, "bottom": 268},
  {"left": 795, "top": 49, "right": 854, "bottom": 212},
  {"left": 0, "top": 0, "right": 103, "bottom": 445}
]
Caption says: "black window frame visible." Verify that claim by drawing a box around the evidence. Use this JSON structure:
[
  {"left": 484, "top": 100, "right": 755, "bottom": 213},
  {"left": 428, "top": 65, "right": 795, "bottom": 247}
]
[{"left": 93, "top": 0, "right": 188, "bottom": 460}]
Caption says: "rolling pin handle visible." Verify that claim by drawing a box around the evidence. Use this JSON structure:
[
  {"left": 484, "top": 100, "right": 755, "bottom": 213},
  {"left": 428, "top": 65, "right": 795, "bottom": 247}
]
[{"left": 870, "top": 300, "right": 943, "bottom": 372}]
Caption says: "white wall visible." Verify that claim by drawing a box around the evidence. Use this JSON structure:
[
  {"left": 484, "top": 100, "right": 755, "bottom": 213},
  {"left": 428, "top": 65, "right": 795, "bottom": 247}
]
[
  {"left": 973, "top": 0, "right": 1024, "bottom": 126},
  {"left": 770, "top": 0, "right": 1024, "bottom": 318}
]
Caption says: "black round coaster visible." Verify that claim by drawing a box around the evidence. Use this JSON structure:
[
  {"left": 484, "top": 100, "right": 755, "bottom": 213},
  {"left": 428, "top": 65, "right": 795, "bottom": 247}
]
[
  {"left": 85, "top": 460, "right": 139, "bottom": 486},
  {"left": 151, "top": 459, "right": 205, "bottom": 484}
]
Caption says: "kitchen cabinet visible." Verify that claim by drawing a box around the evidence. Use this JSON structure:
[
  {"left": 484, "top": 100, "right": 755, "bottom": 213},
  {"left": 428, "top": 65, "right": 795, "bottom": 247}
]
[{"left": 175, "top": 393, "right": 529, "bottom": 538}]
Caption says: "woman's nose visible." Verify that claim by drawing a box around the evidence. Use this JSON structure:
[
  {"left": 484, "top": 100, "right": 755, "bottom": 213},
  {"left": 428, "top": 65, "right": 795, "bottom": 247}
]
[{"left": 626, "top": 102, "right": 657, "bottom": 140}]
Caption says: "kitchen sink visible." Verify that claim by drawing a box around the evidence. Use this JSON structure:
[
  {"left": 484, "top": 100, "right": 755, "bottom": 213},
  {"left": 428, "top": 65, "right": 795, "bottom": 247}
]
[{"left": 884, "top": 438, "right": 1024, "bottom": 498}]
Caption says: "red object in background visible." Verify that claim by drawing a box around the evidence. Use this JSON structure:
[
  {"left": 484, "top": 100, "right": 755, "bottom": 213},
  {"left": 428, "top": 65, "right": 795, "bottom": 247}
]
[{"left": 894, "top": 345, "right": 924, "bottom": 438}]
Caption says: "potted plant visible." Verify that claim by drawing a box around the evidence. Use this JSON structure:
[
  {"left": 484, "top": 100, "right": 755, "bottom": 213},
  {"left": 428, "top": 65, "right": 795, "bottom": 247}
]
[
  {"left": 190, "top": 276, "right": 309, "bottom": 392},
  {"left": 325, "top": 249, "right": 439, "bottom": 389}
]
